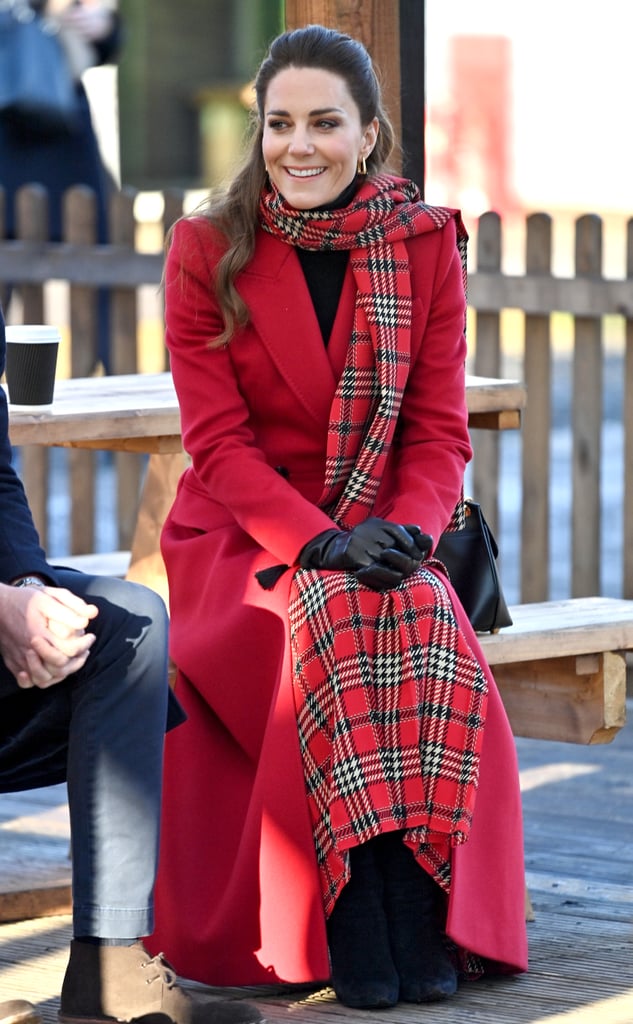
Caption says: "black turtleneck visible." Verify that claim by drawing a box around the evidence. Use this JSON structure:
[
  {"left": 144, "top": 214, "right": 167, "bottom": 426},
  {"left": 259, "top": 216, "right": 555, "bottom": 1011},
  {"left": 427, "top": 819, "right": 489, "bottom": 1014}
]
[{"left": 295, "top": 178, "right": 360, "bottom": 345}]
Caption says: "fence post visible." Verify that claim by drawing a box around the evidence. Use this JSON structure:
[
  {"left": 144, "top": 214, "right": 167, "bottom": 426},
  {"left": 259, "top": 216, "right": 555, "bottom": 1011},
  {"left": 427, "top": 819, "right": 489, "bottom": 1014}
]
[
  {"left": 472, "top": 211, "right": 502, "bottom": 536},
  {"left": 162, "top": 189, "right": 185, "bottom": 235},
  {"left": 624, "top": 219, "right": 633, "bottom": 598},
  {"left": 65, "top": 186, "right": 99, "bottom": 554},
  {"left": 572, "top": 215, "right": 602, "bottom": 596},
  {"left": 15, "top": 185, "right": 50, "bottom": 548},
  {"left": 161, "top": 189, "right": 185, "bottom": 371},
  {"left": 110, "top": 187, "right": 139, "bottom": 376},
  {"left": 110, "top": 187, "right": 143, "bottom": 551},
  {"left": 521, "top": 213, "right": 552, "bottom": 601}
]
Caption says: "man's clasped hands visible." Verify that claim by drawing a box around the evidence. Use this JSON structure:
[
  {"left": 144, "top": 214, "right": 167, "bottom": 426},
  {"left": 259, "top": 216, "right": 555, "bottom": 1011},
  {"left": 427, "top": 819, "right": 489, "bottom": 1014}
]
[{"left": 0, "top": 584, "right": 98, "bottom": 690}]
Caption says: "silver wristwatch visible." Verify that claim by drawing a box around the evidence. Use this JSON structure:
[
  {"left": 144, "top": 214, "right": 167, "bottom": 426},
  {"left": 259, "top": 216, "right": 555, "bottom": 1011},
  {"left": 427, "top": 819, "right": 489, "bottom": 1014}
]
[{"left": 12, "top": 576, "right": 47, "bottom": 588}]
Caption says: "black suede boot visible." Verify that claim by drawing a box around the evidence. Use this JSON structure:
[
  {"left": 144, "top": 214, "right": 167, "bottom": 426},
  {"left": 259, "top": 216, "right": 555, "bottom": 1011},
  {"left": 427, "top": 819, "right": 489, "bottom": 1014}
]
[
  {"left": 326, "top": 841, "right": 399, "bottom": 1009},
  {"left": 376, "top": 833, "right": 458, "bottom": 1003}
]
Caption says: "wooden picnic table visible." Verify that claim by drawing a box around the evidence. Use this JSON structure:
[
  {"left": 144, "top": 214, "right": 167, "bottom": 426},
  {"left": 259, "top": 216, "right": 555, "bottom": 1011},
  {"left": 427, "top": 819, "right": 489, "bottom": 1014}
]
[
  {"left": 7, "top": 371, "right": 527, "bottom": 603},
  {"left": 6, "top": 370, "right": 526, "bottom": 446}
]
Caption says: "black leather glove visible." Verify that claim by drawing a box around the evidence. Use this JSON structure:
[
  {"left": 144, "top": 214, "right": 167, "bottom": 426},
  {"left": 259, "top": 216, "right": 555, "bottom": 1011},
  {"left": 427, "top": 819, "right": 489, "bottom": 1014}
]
[
  {"left": 354, "top": 523, "right": 433, "bottom": 590},
  {"left": 401, "top": 524, "right": 434, "bottom": 561},
  {"left": 299, "top": 518, "right": 433, "bottom": 590}
]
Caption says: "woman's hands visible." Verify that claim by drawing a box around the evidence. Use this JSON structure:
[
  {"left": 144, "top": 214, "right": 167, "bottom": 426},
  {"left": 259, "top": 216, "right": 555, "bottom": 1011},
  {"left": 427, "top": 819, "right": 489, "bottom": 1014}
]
[
  {"left": 0, "top": 583, "right": 98, "bottom": 689},
  {"left": 299, "top": 518, "right": 433, "bottom": 590}
]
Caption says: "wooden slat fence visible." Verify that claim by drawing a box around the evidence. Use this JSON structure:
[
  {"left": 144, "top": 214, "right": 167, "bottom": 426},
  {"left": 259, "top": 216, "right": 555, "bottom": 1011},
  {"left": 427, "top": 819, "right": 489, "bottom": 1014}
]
[
  {"left": 1, "top": 188, "right": 632, "bottom": 603},
  {"left": 0, "top": 184, "right": 185, "bottom": 555},
  {"left": 469, "top": 212, "right": 633, "bottom": 602}
]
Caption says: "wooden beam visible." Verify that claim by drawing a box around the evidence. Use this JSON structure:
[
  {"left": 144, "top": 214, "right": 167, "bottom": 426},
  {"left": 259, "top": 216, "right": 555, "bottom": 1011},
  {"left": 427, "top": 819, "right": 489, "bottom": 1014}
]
[
  {"left": 398, "top": 0, "right": 425, "bottom": 191},
  {"left": 491, "top": 651, "right": 627, "bottom": 746},
  {"left": 0, "top": 885, "right": 71, "bottom": 924},
  {"left": 469, "top": 410, "right": 522, "bottom": 431},
  {"left": 477, "top": 598, "right": 633, "bottom": 744}
]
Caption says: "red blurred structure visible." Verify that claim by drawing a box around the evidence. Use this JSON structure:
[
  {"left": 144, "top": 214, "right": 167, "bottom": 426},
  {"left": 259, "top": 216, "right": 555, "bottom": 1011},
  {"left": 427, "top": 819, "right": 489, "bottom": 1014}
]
[{"left": 427, "top": 36, "right": 521, "bottom": 219}]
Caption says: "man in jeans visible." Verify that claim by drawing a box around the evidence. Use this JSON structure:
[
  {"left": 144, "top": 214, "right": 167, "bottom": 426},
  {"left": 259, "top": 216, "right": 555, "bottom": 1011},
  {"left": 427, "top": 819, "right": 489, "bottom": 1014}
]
[{"left": 0, "top": 305, "right": 260, "bottom": 1024}]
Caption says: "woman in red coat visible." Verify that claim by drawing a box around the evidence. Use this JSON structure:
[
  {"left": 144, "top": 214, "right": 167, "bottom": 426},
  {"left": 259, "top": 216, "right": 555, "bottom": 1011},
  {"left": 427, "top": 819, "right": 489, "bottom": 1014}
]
[{"left": 149, "top": 24, "right": 528, "bottom": 1009}]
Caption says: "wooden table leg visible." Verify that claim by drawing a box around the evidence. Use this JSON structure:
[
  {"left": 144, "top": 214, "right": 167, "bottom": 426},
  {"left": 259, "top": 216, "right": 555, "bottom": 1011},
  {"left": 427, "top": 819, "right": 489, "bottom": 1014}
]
[{"left": 125, "top": 451, "right": 189, "bottom": 609}]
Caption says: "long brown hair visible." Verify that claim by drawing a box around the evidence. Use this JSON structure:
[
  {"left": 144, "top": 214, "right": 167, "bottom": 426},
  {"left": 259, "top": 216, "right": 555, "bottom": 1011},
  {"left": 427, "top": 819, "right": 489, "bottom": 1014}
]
[{"left": 176, "top": 24, "right": 396, "bottom": 347}]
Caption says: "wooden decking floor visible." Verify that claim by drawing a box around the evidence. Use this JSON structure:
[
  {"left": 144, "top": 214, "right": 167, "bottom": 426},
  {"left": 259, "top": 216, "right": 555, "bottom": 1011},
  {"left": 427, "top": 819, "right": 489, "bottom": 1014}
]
[{"left": 0, "top": 706, "right": 631, "bottom": 1024}]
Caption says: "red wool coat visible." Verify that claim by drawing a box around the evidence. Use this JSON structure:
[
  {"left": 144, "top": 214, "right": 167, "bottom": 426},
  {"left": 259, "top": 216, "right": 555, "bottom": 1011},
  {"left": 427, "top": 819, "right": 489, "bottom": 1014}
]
[{"left": 148, "top": 213, "right": 528, "bottom": 985}]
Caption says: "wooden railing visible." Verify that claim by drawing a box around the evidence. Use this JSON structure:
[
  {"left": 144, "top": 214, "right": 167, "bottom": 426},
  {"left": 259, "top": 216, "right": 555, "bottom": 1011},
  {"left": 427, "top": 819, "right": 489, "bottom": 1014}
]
[
  {"left": 1, "top": 186, "right": 631, "bottom": 603},
  {"left": 0, "top": 184, "right": 184, "bottom": 557},
  {"left": 469, "top": 212, "right": 633, "bottom": 603}
]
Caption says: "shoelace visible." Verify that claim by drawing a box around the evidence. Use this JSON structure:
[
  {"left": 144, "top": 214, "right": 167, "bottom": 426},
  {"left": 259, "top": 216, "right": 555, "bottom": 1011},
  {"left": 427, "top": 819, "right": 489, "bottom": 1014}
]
[{"left": 140, "top": 951, "right": 178, "bottom": 988}]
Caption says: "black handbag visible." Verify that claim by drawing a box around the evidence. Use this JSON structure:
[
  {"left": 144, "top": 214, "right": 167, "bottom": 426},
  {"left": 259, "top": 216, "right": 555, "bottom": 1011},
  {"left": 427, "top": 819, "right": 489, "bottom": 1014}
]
[
  {"left": 0, "top": 2, "right": 80, "bottom": 139},
  {"left": 434, "top": 498, "right": 512, "bottom": 634}
]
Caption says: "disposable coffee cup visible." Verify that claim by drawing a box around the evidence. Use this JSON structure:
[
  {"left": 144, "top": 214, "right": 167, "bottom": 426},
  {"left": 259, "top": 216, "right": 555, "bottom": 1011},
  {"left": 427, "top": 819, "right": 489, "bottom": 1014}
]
[{"left": 5, "top": 325, "right": 60, "bottom": 408}]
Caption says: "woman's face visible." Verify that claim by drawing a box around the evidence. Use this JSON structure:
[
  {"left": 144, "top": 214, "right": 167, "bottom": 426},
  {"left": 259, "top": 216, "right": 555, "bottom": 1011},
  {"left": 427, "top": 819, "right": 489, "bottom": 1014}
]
[{"left": 262, "top": 66, "right": 379, "bottom": 210}]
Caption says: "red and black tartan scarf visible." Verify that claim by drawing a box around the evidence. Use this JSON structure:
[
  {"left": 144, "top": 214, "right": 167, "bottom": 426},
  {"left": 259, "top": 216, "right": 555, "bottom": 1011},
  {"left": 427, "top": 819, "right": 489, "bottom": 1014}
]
[
  {"left": 259, "top": 174, "right": 468, "bottom": 527},
  {"left": 260, "top": 177, "right": 486, "bottom": 924}
]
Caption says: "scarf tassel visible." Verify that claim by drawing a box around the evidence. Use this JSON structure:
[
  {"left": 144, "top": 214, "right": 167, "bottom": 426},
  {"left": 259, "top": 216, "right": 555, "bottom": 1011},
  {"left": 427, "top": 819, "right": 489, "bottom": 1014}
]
[{"left": 255, "top": 563, "right": 289, "bottom": 590}]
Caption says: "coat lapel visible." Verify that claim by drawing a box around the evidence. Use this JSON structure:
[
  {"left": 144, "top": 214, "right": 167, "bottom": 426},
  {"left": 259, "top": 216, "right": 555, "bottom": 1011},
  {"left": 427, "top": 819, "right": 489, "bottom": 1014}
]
[{"left": 237, "top": 231, "right": 351, "bottom": 427}]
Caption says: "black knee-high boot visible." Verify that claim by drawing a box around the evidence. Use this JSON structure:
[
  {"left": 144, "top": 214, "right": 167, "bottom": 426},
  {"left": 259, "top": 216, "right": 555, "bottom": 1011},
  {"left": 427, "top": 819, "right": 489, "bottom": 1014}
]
[
  {"left": 326, "top": 841, "right": 399, "bottom": 1009},
  {"left": 375, "top": 832, "right": 458, "bottom": 1003}
]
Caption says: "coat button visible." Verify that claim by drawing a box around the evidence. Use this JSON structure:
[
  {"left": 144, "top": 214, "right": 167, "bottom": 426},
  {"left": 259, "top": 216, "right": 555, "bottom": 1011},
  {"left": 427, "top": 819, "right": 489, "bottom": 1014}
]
[{"left": 274, "top": 465, "right": 290, "bottom": 479}]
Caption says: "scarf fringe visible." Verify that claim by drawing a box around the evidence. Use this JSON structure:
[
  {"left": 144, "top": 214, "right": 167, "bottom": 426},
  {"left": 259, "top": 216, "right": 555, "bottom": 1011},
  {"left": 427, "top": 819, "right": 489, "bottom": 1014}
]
[{"left": 255, "top": 564, "right": 289, "bottom": 590}]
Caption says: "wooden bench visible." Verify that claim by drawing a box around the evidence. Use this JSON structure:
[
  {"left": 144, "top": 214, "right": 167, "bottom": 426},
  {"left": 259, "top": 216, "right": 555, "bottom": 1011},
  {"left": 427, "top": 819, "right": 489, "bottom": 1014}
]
[
  {"left": 52, "top": 550, "right": 131, "bottom": 578},
  {"left": 479, "top": 596, "right": 632, "bottom": 745},
  {"left": 1, "top": 593, "right": 630, "bottom": 926}
]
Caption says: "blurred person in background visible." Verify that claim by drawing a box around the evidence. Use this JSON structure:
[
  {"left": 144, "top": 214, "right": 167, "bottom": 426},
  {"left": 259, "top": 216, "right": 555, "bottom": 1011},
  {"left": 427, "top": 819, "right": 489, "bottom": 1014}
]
[{"left": 0, "top": 0, "right": 121, "bottom": 372}]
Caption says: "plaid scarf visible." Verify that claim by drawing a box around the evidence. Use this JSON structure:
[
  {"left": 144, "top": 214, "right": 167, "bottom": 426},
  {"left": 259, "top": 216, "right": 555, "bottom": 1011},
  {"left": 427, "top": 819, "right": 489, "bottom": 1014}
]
[
  {"left": 260, "top": 177, "right": 485, "bottom": 926},
  {"left": 260, "top": 175, "right": 468, "bottom": 527}
]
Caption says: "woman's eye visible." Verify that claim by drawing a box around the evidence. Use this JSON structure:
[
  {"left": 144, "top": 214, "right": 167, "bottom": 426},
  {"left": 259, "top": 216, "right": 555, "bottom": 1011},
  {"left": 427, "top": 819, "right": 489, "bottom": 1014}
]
[
  {"left": 315, "top": 119, "right": 338, "bottom": 130},
  {"left": 267, "top": 119, "right": 289, "bottom": 131}
]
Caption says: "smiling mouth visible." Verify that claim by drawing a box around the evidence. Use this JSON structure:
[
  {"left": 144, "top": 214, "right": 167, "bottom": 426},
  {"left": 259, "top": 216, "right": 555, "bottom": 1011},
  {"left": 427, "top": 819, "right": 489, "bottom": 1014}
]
[{"left": 285, "top": 167, "right": 326, "bottom": 178}]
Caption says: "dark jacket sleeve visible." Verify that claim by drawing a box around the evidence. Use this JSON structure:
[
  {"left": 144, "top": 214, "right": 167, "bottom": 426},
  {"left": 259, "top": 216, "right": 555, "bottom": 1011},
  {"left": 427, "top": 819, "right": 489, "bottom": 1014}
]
[
  {"left": 92, "top": 10, "right": 123, "bottom": 66},
  {"left": 0, "top": 309, "right": 59, "bottom": 585}
]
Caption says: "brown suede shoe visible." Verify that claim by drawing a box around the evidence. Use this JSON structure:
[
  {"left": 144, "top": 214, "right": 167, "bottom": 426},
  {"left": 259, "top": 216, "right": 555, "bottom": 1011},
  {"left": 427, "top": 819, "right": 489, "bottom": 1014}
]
[
  {"left": 0, "top": 1001, "right": 42, "bottom": 1024},
  {"left": 58, "top": 942, "right": 263, "bottom": 1024}
]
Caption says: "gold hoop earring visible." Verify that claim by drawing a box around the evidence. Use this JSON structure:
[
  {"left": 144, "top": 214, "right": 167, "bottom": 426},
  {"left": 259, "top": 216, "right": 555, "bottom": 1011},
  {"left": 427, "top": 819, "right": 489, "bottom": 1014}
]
[{"left": 357, "top": 155, "right": 367, "bottom": 175}]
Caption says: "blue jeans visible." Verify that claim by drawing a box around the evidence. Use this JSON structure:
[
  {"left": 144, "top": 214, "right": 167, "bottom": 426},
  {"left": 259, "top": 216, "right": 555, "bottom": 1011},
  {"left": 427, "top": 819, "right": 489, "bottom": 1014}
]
[{"left": 0, "top": 570, "right": 174, "bottom": 939}]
